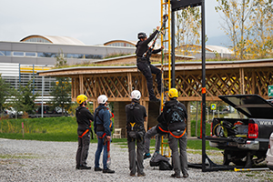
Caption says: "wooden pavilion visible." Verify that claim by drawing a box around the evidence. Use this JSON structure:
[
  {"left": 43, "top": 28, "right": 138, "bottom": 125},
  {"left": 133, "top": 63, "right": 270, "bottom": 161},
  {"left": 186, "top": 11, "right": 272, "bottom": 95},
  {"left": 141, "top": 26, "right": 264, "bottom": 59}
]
[{"left": 38, "top": 58, "right": 273, "bottom": 137}]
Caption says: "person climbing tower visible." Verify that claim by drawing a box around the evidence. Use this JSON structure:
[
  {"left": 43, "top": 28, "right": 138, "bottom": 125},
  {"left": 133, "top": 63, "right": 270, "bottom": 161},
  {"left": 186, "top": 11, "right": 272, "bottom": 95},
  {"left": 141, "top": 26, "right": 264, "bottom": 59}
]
[{"left": 135, "top": 26, "right": 164, "bottom": 102}]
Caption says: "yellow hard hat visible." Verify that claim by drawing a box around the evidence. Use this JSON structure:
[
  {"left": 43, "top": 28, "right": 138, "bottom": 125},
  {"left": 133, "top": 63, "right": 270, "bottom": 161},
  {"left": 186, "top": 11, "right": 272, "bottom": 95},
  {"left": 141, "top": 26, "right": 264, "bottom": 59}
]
[
  {"left": 77, "top": 94, "right": 87, "bottom": 104},
  {"left": 168, "top": 88, "right": 178, "bottom": 98}
]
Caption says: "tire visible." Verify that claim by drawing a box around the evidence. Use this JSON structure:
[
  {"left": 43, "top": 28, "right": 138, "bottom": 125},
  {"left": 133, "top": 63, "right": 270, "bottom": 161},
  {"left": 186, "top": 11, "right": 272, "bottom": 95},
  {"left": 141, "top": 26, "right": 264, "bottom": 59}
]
[{"left": 223, "top": 150, "right": 249, "bottom": 166}]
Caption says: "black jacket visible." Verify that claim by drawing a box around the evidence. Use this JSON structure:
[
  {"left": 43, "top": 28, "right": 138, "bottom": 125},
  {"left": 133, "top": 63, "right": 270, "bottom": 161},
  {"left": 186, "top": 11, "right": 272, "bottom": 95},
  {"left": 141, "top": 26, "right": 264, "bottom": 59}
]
[
  {"left": 76, "top": 106, "right": 94, "bottom": 131},
  {"left": 135, "top": 30, "right": 162, "bottom": 58}
]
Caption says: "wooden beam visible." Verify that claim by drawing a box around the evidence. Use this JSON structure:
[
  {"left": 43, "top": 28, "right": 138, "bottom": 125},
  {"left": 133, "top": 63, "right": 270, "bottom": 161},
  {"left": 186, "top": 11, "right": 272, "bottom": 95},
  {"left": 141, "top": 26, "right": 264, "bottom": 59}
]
[{"left": 79, "top": 74, "right": 83, "bottom": 94}]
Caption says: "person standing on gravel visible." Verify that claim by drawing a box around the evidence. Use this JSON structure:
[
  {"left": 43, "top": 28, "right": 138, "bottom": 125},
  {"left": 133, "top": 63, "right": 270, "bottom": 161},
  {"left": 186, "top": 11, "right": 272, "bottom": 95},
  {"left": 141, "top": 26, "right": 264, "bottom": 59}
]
[
  {"left": 75, "top": 94, "right": 94, "bottom": 170},
  {"left": 125, "top": 90, "right": 146, "bottom": 177},
  {"left": 163, "top": 88, "right": 189, "bottom": 178},
  {"left": 94, "top": 95, "right": 115, "bottom": 174}
]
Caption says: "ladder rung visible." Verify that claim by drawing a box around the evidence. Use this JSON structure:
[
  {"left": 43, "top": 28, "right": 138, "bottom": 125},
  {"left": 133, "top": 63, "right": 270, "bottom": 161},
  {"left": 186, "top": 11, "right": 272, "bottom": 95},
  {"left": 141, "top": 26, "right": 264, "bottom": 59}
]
[
  {"left": 163, "top": 78, "right": 169, "bottom": 80},
  {"left": 162, "top": 40, "right": 169, "bottom": 42}
]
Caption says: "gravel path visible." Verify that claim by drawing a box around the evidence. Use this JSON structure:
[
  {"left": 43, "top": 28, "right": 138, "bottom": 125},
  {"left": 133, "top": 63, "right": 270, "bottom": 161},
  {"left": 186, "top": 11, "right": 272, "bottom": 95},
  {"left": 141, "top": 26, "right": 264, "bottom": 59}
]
[{"left": 0, "top": 138, "right": 271, "bottom": 182}]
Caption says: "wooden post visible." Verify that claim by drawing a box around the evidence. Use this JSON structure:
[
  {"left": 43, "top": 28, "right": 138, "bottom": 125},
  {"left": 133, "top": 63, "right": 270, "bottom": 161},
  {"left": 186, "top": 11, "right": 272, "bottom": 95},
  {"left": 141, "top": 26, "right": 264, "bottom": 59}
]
[
  {"left": 185, "top": 101, "right": 191, "bottom": 137},
  {"left": 127, "top": 73, "right": 132, "bottom": 94},
  {"left": 240, "top": 68, "right": 245, "bottom": 94},
  {"left": 252, "top": 71, "right": 255, "bottom": 94},
  {"left": 141, "top": 100, "right": 149, "bottom": 131},
  {"left": 79, "top": 74, "right": 83, "bottom": 94}
]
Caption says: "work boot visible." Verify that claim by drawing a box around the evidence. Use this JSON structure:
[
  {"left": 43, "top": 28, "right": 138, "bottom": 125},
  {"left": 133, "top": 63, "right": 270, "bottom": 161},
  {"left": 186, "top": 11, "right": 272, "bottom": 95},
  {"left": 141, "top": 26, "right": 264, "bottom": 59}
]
[
  {"left": 183, "top": 174, "right": 189, "bottom": 178},
  {"left": 144, "top": 153, "right": 151, "bottom": 159},
  {"left": 76, "top": 165, "right": 80, "bottom": 170},
  {"left": 137, "top": 172, "right": 146, "bottom": 177},
  {"left": 171, "top": 173, "right": 182, "bottom": 178},
  {"left": 130, "top": 172, "right": 135, "bottom": 176},
  {"left": 102, "top": 168, "right": 115, "bottom": 173},
  {"left": 79, "top": 165, "right": 91, "bottom": 170},
  {"left": 94, "top": 167, "right": 103, "bottom": 171}
]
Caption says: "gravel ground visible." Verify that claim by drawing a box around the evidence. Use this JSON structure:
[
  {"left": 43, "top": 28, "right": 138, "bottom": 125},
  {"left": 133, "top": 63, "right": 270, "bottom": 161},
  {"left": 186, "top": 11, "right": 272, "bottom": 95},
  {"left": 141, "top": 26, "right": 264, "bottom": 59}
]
[{"left": 0, "top": 138, "right": 272, "bottom": 182}]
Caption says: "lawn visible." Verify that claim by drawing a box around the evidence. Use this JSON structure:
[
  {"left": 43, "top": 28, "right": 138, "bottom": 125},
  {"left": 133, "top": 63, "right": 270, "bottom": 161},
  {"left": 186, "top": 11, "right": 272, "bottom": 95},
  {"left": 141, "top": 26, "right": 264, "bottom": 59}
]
[{"left": 0, "top": 117, "right": 217, "bottom": 150}]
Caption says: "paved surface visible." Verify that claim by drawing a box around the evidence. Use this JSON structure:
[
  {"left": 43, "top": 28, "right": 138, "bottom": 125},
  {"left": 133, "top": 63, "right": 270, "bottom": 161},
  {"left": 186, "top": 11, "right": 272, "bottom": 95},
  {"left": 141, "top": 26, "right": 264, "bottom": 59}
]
[{"left": 0, "top": 139, "right": 272, "bottom": 182}]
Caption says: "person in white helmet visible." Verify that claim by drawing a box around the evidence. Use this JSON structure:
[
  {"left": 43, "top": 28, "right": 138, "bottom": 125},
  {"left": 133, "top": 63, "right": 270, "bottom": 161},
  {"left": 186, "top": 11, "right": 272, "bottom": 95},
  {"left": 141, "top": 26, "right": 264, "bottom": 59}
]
[
  {"left": 125, "top": 90, "right": 147, "bottom": 177},
  {"left": 94, "top": 95, "right": 115, "bottom": 174}
]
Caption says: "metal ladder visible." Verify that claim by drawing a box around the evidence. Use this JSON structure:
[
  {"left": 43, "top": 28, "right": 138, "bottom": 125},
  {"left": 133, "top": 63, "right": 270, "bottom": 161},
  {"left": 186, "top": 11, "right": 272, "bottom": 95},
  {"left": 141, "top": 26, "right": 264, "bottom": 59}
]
[{"left": 160, "top": 0, "right": 172, "bottom": 157}]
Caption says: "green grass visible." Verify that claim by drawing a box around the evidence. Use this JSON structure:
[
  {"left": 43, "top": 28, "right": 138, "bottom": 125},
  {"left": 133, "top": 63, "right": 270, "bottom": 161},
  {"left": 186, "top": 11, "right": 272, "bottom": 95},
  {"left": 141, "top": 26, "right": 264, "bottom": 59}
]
[
  {"left": 190, "top": 120, "right": 211, "bottom": 137},
  {"left": 0, "top": 117, "right": 219, "bottom": 150}
]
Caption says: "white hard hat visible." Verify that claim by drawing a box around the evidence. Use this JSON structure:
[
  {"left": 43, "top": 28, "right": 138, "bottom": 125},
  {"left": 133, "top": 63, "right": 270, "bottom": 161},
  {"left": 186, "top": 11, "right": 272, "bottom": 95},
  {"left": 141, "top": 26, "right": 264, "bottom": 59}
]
[
  {"left": 131, "top": 90, "right": 141, "bottom": 100},
  {"left": 97, "top": 95, "right": 108, "bottom": 104}
]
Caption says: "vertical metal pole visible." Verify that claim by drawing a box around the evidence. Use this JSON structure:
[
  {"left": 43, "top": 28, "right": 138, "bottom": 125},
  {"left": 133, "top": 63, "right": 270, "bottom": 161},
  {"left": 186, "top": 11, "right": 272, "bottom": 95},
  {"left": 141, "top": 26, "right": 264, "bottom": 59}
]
[
  {"left": 171, "top": 10, "right": 175, "bottom": 88},
  {"left": 19, "top": 64, "right": 21, "bottom": 86},
  {"left": 42, "top": 76, "right": 44, "bottom": 118},
  {"left": 32, "top": 64, "right": 35, "bottom": 95},
  {"left": 201, "top": 0, "right": 207, "bottom": 172}
]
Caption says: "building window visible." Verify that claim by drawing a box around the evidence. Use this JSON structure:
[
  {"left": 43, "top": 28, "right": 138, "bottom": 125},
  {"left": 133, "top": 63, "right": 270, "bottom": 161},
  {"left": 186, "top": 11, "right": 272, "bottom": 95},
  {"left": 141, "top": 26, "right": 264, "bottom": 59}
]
[
  {"left": 25, "top": 52, "right": 36, "bottom": 57},
  {"left": 13, "top": 52, "right": 24, "bottom": 56}
]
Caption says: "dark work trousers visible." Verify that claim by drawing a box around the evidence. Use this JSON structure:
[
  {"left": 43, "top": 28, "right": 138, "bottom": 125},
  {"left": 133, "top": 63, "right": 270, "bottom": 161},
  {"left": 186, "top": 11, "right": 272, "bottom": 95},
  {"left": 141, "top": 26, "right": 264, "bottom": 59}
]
[
  {"left": 137, "top": 61, "right": 161, "bottom": 100},
  {"left": 168, "top": 131, "right": 189, "bottom": 177},
  {"left": 76, "top": 130, "right": 90, "bottom": 167},
  {"left": 144, "top": 126, "right": 162, "bottom": 154},
  {"left": 127, "top": 138, "right": 144, "bottom": 175}
]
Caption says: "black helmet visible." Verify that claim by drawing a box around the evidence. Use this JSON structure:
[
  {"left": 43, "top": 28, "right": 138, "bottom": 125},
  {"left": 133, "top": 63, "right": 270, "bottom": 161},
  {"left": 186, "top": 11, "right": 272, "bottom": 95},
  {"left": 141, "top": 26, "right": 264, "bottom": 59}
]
[{"left": 138, "top": 32, "right": 147, "bottom": 39}]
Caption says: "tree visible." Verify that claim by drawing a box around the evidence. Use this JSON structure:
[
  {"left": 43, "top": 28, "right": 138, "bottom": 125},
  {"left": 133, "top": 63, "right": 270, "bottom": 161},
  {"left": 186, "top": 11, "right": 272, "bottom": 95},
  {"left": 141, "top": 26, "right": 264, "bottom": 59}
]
[
  {"left": 12, "top": 80, "right": 39, "bottom": 115},
  {"left": 55, "top": 49, "right": 68, "bottom": 68},
  {"left": 50, "top": 77, "right": 72, "bottom": 116},
  {"left": 215, "top": 0, "right": 256, "bottom": 59},
  {"left": 0, "top": 75, "right": 12, "bottom": 115},
  {"left": 246, "top": 0, "right": 273, "bottom": 58},
  {"left": 175, "top": 6, "right": 202, "bottom": 56}
]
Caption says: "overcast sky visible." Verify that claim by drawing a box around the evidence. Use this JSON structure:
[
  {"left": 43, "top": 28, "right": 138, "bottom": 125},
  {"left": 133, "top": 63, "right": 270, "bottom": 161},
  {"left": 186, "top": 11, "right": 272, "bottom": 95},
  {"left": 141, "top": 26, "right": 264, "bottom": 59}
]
[{"left": 0, "top": 0, "right": 227, "bottom": 46}]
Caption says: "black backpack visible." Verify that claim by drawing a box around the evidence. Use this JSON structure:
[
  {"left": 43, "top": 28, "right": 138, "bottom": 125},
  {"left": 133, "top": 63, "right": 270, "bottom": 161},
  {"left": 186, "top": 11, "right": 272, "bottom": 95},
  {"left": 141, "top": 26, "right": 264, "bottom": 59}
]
[
  {"left": 150, "top": 152, "right": 172, "bottom": 170},
  {"left": 165, "top": 102, "right": 185, "bottom": 124}
]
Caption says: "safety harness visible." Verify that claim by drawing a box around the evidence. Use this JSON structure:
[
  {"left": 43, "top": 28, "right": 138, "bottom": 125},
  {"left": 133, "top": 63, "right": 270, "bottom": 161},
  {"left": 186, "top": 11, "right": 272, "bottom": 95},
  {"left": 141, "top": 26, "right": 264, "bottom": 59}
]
[
  {"left": 169, "top": 128, "right": 186, "bottom": 139},
  {"left": 79, "top": 125, "right": 91, "bottom": 139},
  {"left": 128, "top": 103, "right": 142, "bottom": 132},
  {"left": 127, "top": 102, "right": 145, "bottom": 141},
  {"left": 76, "top": 107, "right": 93, "bottom": 139},
  {"left": 157, "top": 125, "right": 186, "bottom": 138}
]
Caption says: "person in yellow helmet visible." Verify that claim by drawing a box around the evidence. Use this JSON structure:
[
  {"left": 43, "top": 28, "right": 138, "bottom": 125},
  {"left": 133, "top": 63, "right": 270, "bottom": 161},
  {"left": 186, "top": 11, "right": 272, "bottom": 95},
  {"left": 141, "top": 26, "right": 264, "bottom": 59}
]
[
  {"left": 75, "top": 94, "right": 94, "bottom": 170},
  {"left": 162, "top": 88, "right": 189, "bottom": 178}
]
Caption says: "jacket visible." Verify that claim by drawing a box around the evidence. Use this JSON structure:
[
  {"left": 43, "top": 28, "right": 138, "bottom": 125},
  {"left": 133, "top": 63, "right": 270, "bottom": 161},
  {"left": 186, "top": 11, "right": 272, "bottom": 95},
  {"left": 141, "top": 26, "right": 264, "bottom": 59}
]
[
  {"left": 135, "top": 30, "right": 162, "bottom": 58},
  {"left": 94, "top": 105, "right": 111, "bottom": 136},
  {"left": 76, "top": 106, "right": 94, "bottom": 131}
]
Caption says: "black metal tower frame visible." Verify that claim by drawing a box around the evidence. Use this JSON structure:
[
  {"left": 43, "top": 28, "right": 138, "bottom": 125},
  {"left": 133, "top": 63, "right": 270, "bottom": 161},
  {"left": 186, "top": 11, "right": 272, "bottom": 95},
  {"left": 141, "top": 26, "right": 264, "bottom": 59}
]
[{"left": 170, "top": 0, "right": 234, "bottom": 172}]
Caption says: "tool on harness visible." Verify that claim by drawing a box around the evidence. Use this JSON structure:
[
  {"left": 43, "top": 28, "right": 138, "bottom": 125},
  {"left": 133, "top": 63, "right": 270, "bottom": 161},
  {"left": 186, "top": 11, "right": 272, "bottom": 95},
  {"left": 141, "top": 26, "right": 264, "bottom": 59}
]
[{"left": 130, "top": 122, "right": 136, "bottom": 131}]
